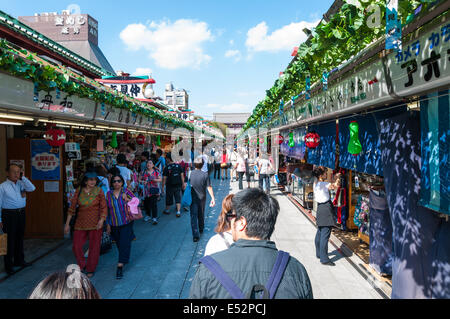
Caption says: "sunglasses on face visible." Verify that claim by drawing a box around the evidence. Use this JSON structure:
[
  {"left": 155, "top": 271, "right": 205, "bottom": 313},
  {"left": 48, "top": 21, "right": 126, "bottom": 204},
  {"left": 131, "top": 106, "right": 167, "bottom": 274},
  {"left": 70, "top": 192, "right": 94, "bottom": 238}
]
[
  {"left": 226, "top": 210, "right": 237, "bottom": 220},
  {"left": 112, "top": 180, "right": 123, "bottom": 184}
]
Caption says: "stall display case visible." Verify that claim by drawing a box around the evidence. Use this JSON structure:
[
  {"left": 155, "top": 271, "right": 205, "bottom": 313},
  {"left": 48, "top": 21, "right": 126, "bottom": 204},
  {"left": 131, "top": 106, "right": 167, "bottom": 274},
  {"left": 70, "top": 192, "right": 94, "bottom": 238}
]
[{"left": 348, "top": 171, "right": 384, "bottom": 244}]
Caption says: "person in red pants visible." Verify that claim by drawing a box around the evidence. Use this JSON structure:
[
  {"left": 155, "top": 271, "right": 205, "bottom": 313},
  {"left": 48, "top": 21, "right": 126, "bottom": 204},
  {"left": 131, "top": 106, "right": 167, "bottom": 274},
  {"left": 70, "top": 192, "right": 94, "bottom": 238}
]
[{"left": 64, "top": 171, "right": 107, "bottom": 278}]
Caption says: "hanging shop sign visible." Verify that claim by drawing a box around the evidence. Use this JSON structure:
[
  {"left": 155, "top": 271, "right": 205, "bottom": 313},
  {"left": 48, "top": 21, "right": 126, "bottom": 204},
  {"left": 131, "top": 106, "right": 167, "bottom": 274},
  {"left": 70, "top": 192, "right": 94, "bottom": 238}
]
[
  {"left": 96, "top": 77, "right": 156, "bottom": 102},
  {"left": 65, "top": 142, "right": 81, "bottom": 161},
  {"left": 387, "top": 21, "right": 450, "bottom": 97},
  {"left": 31, "top": 139, "right": 60, "bottom": 181},
  {"left": 0, "top": 73, "right": 96, "bottom": 119},
  {"left": 280, "top": 128, "right": 306, "bottom": 160}
]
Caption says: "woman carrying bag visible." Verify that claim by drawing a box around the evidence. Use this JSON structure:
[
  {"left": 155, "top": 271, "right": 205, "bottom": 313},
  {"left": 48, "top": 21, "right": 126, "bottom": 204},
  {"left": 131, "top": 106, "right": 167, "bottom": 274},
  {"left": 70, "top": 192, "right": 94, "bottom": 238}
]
[
  {"left": 141, "top": 160, "right": 162, "bottom": 225},
  {"left": 64, "top": 171, "right": 107, "bottom": 278},
  {"left": 105, "top": 174, "right": 137, "bottom": 279}
]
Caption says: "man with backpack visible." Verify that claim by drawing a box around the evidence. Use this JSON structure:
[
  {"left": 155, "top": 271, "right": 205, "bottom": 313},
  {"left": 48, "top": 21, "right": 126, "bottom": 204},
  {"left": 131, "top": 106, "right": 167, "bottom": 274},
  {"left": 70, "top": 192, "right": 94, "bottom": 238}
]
[
  {"left": 189, "top": 188, "right": 313, "bottom": 299},
  {"left": 162, "top": 153, "right": 186, "bottom": 218}
]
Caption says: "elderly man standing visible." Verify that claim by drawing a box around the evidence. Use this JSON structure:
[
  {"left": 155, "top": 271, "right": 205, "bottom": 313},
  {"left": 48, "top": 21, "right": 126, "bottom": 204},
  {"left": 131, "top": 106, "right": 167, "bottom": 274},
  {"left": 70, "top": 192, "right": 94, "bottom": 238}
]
[{"left": 0, "top": 164, "right": 36, "bottom": 275}]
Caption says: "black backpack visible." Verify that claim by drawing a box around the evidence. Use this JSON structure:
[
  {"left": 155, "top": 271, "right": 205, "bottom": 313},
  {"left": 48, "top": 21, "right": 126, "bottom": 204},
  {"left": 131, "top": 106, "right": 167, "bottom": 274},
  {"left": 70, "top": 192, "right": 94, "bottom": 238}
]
[{"left": 167, "top": 163, "right": 182, "bottom": 186}]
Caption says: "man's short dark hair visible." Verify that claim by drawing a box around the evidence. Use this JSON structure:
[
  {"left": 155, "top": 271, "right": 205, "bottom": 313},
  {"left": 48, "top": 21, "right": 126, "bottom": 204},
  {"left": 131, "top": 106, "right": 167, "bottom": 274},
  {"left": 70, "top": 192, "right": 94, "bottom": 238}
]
[
  {"left": 156, "top": 149, "right": 163, "bottom": 156},
  {"left": 231, "top": 188, "right": 280, "bottom": 240},
  {"left": 117, "top": 153, "right": 127, "bottom": 165},
  {"left": 194, "top": 160, "right": 204, "bottom": 170},
  {"left": 165, "top": 153, "right": 172, "bottom": 162},
  {"left": 142, "top": 151, "right": 150, "bottom": 160}
]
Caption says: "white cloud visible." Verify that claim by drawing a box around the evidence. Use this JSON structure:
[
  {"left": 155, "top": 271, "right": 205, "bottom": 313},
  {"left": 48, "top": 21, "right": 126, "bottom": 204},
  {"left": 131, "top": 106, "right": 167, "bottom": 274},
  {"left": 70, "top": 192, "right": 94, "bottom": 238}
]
[
  {"left": 132, "top": 67, "right": 153, "bottom": 76},
  {"left": 229, "top": 39, "right": 235, "bottom": 46},
  {"left": 207, "top": 103, "right": 252, "bottom": 112},
  {"left": 245, "top": 20, "right": 319, "bottom": 53},
  {"left": 120, "top": 19, "right": 213, "bottom": 69},
  {"left": 224, "top": 49, "right": 242, "bottom": 62}
]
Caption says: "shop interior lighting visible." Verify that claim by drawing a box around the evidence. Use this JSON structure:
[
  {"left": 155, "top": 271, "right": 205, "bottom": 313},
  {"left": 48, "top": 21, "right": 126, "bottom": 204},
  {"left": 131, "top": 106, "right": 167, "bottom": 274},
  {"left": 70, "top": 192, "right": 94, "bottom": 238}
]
[
  {"left": 95, "top": 125, "right": 110, "bottom": 130},
  {"left": 0, "top": 121, "right": 23, "bottom": 126},
  {"left": 39, "top": 119, "right": 95, "bottom": 128},
  {"left": 0, "top": 113, "right": 34, "bottom": 121}
]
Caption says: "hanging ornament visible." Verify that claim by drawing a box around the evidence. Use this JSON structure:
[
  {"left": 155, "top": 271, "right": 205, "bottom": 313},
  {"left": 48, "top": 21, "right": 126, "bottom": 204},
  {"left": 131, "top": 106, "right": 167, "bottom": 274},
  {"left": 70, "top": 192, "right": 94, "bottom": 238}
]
[
  {"left": 45, "top": 124, "right": 66, "bottom": 147},
  {"left": 289, "top": 132, "right": 295, "bottom": 148},
  {"left": 322, "top": 71, "right": 329, "bottom": 91},
  {"left": 305, "top": 74, "right": 311, "bottom": 100},
  {"left": 305, "top": 132, "right": 320, "bottom": 148},
  {"left": 275, "top": 135, "right": 284, "bottom": 145},
  {"left": 55, "top": 87, "right": 61, "bottom": 100},
  {"left": 156, "top": 135, "right": 161, "bottom": 146},
  {"left": 348, "top": 121, "right": 362, "bottom": 156},
  {"left": 110, "top": 132, "right": 118, "bottom": 148},
  {"left": 136, "top": 134, "right": 146, "bottom": 145},
  {"left": 33, "top": 82, "right": 39, "bottom": 102}
]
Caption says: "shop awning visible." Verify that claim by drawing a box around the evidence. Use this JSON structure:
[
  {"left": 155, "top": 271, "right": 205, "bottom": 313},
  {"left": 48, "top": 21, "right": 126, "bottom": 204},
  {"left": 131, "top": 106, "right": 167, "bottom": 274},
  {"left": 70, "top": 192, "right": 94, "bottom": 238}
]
[
  {"left": 419, "top": 89, "right": 450, "bottom": 215},
  {"left": 307, "top": 121, "right": 336, "bottom": 169}
]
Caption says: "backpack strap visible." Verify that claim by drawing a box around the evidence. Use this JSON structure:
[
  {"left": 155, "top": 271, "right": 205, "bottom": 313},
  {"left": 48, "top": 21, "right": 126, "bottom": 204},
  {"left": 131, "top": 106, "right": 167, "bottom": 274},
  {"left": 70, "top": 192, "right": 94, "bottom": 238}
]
[
  {"left": 199, "top": 256, "right": 245, "bottom": 299},
  {"left": 265, "top": 251, "right": 290, "bottom": 299}
]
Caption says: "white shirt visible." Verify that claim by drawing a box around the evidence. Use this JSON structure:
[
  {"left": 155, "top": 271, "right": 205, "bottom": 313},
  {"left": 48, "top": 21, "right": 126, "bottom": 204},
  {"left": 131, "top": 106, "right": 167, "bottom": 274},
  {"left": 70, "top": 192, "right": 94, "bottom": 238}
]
[
  {"left": 0, "top": 177, "right": 36, "bottom": 222},
  {"left": 259, "top": 159, "right": 271, "bottom": 174},
  {"left": 314, "top": 181, "right": 331, "bottom": 203},
  {"left": 201, "top": 154, "right": 209, "bottom": 172},
  {"left": 204, "top": 231, "right": 234, "bottom": 256}
]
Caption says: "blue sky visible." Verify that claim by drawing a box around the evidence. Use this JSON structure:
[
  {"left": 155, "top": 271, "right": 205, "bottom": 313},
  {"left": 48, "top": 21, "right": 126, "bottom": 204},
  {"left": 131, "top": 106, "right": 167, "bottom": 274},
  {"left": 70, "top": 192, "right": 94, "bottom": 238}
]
[{"left": 1, "top": 0, "right": 334, "bottom": 119}]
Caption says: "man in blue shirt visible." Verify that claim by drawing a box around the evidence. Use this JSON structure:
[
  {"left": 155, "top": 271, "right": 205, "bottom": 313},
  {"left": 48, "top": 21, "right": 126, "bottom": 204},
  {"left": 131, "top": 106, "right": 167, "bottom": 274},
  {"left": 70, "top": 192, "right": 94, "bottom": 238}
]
[{"left": 0, "top": 163, "right": 36, "bottom": 275}]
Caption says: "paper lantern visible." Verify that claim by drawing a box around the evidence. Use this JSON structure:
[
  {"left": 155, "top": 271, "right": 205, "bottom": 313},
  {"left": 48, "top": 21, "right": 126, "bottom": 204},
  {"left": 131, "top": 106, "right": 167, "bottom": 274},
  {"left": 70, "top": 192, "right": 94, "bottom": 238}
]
[
  {"left": 45, "top": 127, "right": 66, "bottom": 147},
  {"left": 275, "top": 135, "right": 284, "bottom": 145},
  {"left": 110, "top": 132, "right": 118, "bottom": 148},
  {"left": 136, "top": 134, "right": 146, "bottom": 145},
  {"left": 348, "top": 121, "right": 362, "bottom": 156},
  {"left": 305, "top": 132, "right": 320, "bottom": 148}
]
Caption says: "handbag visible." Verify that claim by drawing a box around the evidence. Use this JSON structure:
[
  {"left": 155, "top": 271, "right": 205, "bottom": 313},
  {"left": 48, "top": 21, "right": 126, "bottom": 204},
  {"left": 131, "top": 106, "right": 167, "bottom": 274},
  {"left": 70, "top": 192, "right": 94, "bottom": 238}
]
[
  {"left": 181, "top": 181, "right": 192, "bottom": 207},
  {"left": 0, "top": 233, "right": 7, "bottom": 256},
  {"left": 100, "top": 226, "right": 112, "bottom": 255},
  {"left": 126, "top": 197, "right": 143, "bottom": 221},
  {"left": 220, "top": 163, "right": 228, "bottom": 169}
]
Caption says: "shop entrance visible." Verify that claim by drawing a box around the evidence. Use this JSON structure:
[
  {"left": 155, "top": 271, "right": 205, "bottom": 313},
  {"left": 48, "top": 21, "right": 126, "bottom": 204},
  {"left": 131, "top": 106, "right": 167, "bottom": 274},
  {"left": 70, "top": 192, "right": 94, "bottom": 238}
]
[{"left": 7, "top": 138, "right": 64, "bottom": 239}]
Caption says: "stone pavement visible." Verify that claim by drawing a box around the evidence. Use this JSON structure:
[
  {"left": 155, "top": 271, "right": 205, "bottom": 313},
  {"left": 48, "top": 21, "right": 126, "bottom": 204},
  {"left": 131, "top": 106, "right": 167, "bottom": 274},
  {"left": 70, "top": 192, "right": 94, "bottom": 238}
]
[{"left": 0, "top": 177, "right": 383, "bottom": 299}]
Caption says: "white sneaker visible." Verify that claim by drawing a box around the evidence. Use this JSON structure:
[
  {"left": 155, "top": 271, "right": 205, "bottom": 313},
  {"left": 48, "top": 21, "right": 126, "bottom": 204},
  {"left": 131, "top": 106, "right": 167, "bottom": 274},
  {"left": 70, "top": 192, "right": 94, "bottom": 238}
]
[
  {"left": 176, "top": 212, "right": 181, "bottom": 218},
  {"left": 143, "top": 216, "right": 151, "bottom": 222},
  {"left": 152, "top": 218, "right": 158, "bottom": 225}
]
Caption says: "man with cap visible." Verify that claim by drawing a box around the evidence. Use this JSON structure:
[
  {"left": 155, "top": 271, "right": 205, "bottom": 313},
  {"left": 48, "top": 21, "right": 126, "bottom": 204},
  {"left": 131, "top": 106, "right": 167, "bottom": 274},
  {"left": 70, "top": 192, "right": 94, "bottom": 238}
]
[{"left": 189, "top": 156, "right": 216, "bottom": 242}]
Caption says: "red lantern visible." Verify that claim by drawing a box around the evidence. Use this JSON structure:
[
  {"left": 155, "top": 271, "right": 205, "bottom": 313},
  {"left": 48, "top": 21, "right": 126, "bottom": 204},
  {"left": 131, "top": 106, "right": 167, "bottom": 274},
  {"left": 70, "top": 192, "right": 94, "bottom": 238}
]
[
  {"left": 45, "top": 127, "right": 66, "bottom": 147},
  {"left": 136, "top": 134, "right": 146, "bottom": 145},
  {"left": 305, "top": 132, "right": 320, "bottom": 148},
  {"left": 275, "top": 135, "right": 284, "bottom": 145}
]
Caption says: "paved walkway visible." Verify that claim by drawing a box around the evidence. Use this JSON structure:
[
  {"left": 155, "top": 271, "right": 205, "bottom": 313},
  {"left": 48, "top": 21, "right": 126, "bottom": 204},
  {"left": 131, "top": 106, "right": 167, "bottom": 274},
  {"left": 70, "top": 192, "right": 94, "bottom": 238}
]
[{"left": 0, "top": 177, "right": 382, "bottom": 299}]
